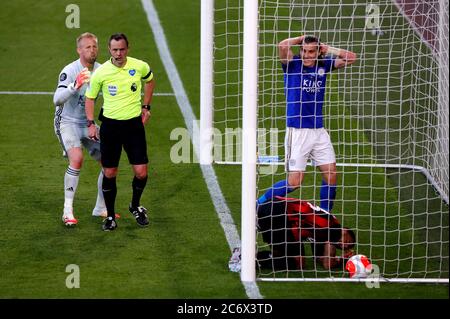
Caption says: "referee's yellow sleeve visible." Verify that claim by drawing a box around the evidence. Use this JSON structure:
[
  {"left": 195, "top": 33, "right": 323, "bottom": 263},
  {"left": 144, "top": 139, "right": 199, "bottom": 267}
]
[
  {"left": 85, "top": 72, "right": 101, "bottom": 99},
  {"left": 141, "top": 62, "right": 153, "bottom": 83}
]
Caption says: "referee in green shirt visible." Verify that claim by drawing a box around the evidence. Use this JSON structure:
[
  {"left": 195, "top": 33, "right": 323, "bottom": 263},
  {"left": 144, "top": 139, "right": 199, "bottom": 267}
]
[{"left": 85, "top": 33, "right": 155, "bottom": 231}]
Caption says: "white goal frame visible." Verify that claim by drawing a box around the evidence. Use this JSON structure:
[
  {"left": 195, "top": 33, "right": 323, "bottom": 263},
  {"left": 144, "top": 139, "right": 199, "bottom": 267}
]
[{"left": 200, "top": 0, "right": 449, "bottom": 283}]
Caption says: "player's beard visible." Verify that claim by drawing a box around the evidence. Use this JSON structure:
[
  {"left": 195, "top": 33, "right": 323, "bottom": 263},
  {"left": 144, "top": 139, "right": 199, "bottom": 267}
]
[{"left": 87, "top": 55, "right": 97, "bottom": 64}]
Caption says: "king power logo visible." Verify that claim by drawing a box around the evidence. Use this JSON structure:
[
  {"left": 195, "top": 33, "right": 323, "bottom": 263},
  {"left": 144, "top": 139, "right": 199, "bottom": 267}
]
[{"left": 302, "top": 78, "right": 323, "bottom": 93}]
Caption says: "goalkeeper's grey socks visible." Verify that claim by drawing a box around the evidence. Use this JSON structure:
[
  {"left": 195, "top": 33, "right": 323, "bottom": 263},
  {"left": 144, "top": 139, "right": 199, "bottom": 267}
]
[
  {"left": 64, "top": 166, "right": 80, "bottom": 214},
  {"left": 131, "top": 175, "right": 147, "bottom": 208},
  {"left": 93, "top": 170, "right": 106, "bottom": 214},
  {"left": 102, "top": 176, "right": 117, "bottom": 219}
]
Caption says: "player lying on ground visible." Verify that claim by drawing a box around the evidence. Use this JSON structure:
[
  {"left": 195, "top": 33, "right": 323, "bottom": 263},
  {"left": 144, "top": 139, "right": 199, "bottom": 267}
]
[{"left": 257, "top": 196, "right": 356, "bottom": 270}]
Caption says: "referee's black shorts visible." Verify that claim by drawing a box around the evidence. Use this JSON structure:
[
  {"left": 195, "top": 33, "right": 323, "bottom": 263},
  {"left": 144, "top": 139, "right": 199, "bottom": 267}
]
[{"left": 100, "top": 116, "right": 148, "bottom": 168}]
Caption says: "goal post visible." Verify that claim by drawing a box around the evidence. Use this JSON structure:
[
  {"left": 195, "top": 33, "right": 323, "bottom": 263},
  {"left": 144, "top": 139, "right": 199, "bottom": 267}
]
[
  {"left": 437, "top": 0, "right": 449, "bottom": 204},
  {"left": 240, "top": 0, "right": 258, "bottom": 282},
  {"left": 201, "top": 0, "right": 449, "bottom": 283},
  {"left": 200, "top": 0, "right": 214, "bottom": 165}
]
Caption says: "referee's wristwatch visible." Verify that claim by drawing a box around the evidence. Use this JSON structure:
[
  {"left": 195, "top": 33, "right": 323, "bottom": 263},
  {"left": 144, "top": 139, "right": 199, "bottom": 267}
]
[
  {"left": 142, "top": 104, "right": 151, "bottom": 111},
  {"left": 87, "top": 119, "right": 95, "bottom": 127}
]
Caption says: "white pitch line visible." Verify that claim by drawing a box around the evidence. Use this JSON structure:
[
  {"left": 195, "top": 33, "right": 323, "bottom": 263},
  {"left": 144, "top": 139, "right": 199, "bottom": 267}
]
[
  {"left": 0, "top": 91, "right": 174, "bottom": 96},
  {"left": 141, "top": 0, "right": 263, "bottom": 299}
]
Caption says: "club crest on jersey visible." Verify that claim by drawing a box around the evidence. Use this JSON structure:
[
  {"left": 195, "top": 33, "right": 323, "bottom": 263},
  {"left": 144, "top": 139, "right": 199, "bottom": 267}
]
[
  {"left": 59, "top": 73, "right": 67, "bottom": 81},
  {"left": 108, "top": 85, "right": 118, "bottom": 96},
  {"left": 317, "top": 68, "right": 325, "bottom": 76},
  {"left": 129, "top": 69, "right": 136, "bottom": 76}
]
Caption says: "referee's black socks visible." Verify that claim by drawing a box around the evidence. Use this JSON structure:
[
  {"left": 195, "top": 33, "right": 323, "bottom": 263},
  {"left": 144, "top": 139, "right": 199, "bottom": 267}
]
[
  {"left": 102, "top": 176, "right": 117, "bottom": 219},
  {"left": 131, "top": 175, "right": 147, "bottom": 208}
]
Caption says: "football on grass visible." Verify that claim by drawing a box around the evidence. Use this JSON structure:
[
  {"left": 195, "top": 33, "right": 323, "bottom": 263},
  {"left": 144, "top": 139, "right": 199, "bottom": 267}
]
[{"left": 345, "top": 254, "right": 372, "bottom": 278}]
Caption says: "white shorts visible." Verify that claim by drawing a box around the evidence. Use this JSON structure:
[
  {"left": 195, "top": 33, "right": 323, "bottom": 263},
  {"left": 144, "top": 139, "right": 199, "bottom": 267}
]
[
  {"left": 285, "top": 127, "right": 336, "bottom": 171},
  {"left": 54, "top": 120, "right": 101, "bottom": 161}
]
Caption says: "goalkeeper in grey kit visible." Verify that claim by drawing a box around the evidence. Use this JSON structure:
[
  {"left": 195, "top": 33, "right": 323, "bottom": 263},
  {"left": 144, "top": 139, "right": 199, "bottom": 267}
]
[{"left": 53, "top": 32, "right": 116, "bottom": 226}]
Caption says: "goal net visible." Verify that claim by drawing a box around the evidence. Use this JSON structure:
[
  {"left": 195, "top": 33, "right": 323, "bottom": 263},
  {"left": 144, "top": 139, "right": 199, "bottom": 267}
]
[{"left": 202, "top": 0, "right": 449, "bottom": 282}]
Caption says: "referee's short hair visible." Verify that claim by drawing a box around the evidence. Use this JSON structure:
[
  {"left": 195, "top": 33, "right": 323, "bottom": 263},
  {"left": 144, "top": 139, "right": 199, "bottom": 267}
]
[
  {"left": 76, "top": 32, "right": 98, "bottom": 48},
  {"left": 109, "top": 33, "right": 129, "bottom": 47}
]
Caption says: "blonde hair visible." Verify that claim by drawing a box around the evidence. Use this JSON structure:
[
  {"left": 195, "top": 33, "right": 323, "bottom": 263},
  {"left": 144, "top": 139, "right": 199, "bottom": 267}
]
[{"left": 76, "top": 32, "right": 98, "bottom": 48}]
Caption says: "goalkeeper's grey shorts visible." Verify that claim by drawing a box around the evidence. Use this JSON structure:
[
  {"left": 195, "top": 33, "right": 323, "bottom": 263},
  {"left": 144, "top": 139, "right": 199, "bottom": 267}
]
[{"left": 54, "top": 119, "right": 101, "bottom": 161}]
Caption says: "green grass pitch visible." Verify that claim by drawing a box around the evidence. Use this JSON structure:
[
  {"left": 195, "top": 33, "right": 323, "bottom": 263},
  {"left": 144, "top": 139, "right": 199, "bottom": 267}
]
[{"left": 0, "top": 0, "right": 447, "bottom": 299}]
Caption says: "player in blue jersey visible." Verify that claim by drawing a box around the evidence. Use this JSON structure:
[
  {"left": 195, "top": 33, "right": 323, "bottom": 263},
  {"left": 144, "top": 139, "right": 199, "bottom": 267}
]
[{"left": 257, "top": 35, "right": 356, "bottom": 212}]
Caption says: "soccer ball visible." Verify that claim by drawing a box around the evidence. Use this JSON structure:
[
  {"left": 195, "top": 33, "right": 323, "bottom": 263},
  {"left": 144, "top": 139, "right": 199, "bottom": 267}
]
[{"left": 345, "top": 254, "right": 372, "bottom": 278}]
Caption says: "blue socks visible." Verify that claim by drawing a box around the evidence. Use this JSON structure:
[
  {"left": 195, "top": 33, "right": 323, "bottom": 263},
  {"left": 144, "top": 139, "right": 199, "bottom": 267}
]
[
  {"left": 257, "top": 180, "right": 294, "bottom": 205},
  {"left": 257, "top": 179, "right": 337, "bottom": 211},
  {"left": 320, "top": 180, "right": 337, "bottom": 212}
]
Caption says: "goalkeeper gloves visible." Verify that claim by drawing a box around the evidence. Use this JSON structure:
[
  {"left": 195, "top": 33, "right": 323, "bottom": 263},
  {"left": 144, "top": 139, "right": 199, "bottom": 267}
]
[{"left": 74, "top": 67, "right": 91, "bottom": 90}]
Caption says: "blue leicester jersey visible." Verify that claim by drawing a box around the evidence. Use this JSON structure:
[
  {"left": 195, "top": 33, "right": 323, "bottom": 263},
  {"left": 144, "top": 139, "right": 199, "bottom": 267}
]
[{"left": 282, "top": 56, "right": 335, "bottom": 128}]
